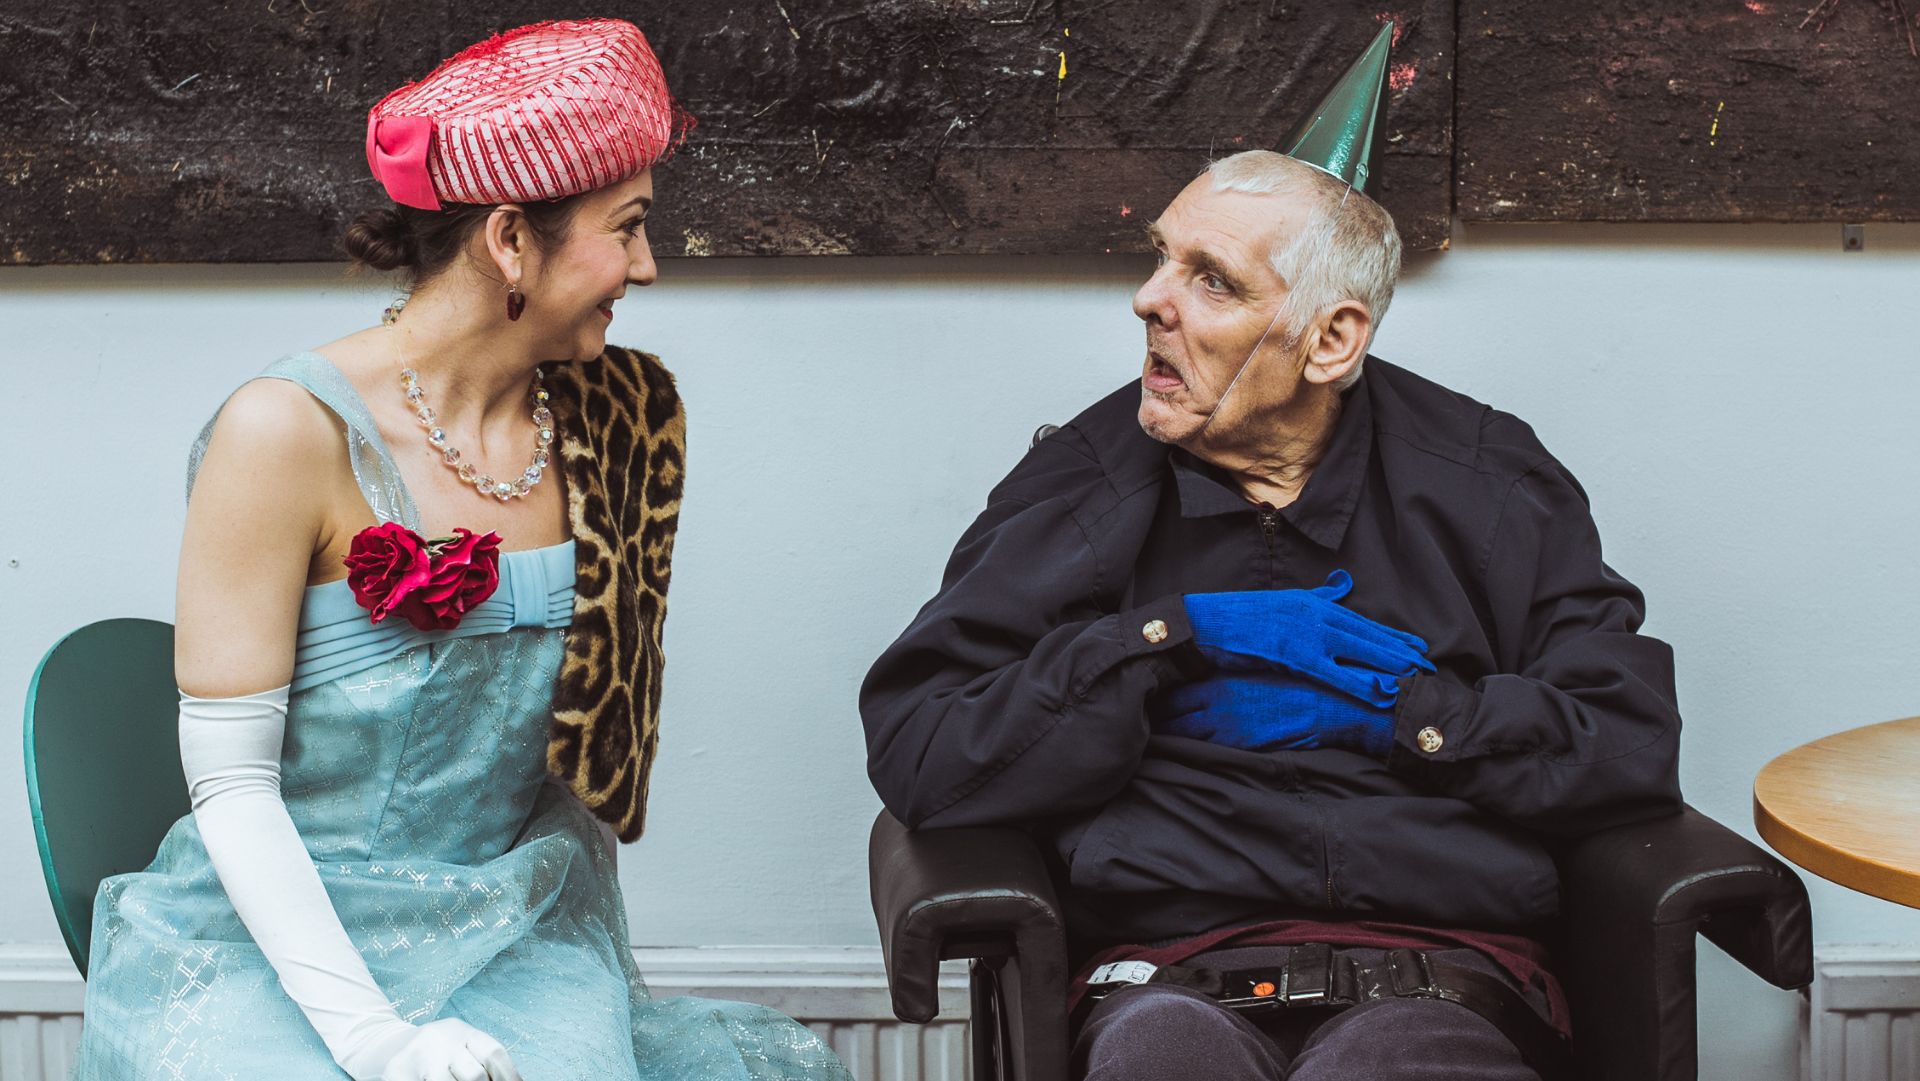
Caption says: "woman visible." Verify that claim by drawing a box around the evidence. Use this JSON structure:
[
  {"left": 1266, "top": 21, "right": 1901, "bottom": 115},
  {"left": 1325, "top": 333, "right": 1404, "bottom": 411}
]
[{"left": 73, "top": 20, "right": 852, "bottom": 1081}]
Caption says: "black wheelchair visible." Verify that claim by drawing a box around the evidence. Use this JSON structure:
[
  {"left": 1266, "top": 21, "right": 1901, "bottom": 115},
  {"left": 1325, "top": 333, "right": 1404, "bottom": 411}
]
[{"left": 869, "top": 804, "right": 1810, "bottom": 1081}]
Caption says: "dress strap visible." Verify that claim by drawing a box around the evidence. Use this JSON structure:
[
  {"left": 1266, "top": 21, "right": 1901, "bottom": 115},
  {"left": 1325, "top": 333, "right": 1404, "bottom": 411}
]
[{"left": 186, "top": 353, "right": 422, "bottom": 530}]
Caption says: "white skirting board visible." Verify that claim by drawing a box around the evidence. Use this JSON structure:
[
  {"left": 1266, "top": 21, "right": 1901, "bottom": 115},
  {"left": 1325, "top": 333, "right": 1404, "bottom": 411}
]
[
  {"left": 0, "top": 944, "right": 972, "bottom": 1081},
  {"left": 1805, "top": 947, "right": 1920, "bottom": 1081}
]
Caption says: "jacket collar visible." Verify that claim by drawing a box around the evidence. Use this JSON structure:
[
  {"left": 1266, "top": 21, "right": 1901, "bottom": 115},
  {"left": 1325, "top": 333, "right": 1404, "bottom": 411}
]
[{"left": 1167, "top": 373, "right": 1374, "bottom": 550}]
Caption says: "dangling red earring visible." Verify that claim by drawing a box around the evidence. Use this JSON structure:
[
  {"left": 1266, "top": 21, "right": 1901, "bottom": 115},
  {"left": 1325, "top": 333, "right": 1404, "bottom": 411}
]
[{"left": 505, "top": 284, "right": 526, "bottom": 322}]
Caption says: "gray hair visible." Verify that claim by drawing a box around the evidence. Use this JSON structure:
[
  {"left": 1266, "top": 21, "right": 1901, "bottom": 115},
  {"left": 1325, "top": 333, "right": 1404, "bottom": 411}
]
[{"left": 1205, "top": 150, "right": 1402, "bottom": 389}]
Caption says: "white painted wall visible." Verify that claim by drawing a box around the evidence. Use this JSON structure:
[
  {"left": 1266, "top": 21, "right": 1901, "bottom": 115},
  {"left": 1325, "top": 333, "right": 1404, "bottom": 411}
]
[{"left": 4, "top": 220, "right": 1918, "bottom": 1080}]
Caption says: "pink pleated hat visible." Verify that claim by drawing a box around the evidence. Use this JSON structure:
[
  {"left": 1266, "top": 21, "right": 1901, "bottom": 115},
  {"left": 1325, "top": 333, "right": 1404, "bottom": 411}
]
[{"left": 365, "top": 19, "right": 691, "bottom": 211}]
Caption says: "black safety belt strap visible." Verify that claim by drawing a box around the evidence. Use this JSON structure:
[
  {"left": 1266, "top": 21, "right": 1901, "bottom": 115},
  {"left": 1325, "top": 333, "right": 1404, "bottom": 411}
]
[{"left": 1086, "top": 944, "right": 1570, "bottom": 1080}]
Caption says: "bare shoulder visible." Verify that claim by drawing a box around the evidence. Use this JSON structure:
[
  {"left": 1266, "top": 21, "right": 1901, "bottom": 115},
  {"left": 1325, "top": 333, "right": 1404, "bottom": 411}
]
[
  {"left": 189, "top": 377, "right": 356, "bottom": 546},
  {"left": 199, "top": 378, "right": 346, "bottom": 474}
]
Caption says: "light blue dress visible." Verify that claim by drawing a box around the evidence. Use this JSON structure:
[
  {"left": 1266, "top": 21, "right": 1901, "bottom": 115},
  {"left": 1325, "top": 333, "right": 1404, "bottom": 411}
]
[{"left": 73, "top": 354, "right": 852, "bottom": 1081}]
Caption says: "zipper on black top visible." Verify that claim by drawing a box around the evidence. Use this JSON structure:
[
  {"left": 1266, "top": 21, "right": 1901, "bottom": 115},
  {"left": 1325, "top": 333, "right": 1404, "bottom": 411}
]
[{"left": 1255, "top": 503, "right": 1281, "bottom": 586}]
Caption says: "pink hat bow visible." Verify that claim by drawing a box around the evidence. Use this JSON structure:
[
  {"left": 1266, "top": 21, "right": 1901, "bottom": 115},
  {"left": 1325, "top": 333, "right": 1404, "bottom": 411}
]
[{"left": 365, "top": 114, "right": 442, "bottom": 211}]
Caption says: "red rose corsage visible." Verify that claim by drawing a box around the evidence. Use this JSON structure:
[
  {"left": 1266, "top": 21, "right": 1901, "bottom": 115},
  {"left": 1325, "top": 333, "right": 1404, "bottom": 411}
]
[{"left": 344, "top": 522, "right": 503, "bottom": 632}]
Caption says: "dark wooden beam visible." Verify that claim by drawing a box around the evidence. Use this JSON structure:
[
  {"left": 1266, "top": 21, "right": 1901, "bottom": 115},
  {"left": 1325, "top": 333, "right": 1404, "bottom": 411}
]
[
  {"left": 1457, "top": 1, "right": 1920, "bottom": 223},
  {"left": 1, "top": 1, "right": 1454, "bottom": 264}
]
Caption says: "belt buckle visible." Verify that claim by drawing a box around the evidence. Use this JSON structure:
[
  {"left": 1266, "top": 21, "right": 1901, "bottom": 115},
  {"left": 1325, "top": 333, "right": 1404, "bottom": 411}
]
[
  {"left": 1385, "top": 948, "right": 1436, "bottom": 998},
  {"left": 1085, "top": 960, "right": 1159, "bottom": 1000},
  {"left": 1280, "top": 943, "right": 1334, "bottom": 1007}
]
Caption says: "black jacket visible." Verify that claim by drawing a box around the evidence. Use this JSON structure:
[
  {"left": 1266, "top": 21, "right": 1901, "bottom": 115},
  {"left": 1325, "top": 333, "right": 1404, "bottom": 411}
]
[{"left": 860, "top": 358, "right": 1682, "bottom": 944}]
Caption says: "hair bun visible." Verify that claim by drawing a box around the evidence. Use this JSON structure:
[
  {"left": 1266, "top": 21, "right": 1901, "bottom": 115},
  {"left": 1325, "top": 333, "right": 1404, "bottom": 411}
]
[{"left": 341, "top": 207, "right": 417, "bottom": 271}]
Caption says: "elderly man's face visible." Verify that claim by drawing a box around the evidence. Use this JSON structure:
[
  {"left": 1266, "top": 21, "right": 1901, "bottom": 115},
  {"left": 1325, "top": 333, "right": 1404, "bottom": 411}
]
[{"left": 1133, "top": 177, "right": 1306, "bottom": 445}]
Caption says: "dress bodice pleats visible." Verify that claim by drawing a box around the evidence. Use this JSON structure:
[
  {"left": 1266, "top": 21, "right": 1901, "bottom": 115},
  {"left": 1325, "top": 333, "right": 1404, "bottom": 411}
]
[{"left": 291, "top": 540, "right": 576, "bottom": 692}]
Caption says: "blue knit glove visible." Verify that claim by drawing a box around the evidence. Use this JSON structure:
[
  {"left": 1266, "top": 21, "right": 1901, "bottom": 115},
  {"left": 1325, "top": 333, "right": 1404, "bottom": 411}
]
[
  {"left": 1182, "top": 570, "right": 1433, "bottom": 706},
  {"left": 1157, "top": 670, "right": 1397, "bottom": 758}
]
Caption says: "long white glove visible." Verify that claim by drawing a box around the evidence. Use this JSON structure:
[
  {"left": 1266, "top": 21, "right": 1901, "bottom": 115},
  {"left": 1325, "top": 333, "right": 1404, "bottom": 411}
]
[{"left": 180, "top": 687, "right": 522, "bottom": 1081}]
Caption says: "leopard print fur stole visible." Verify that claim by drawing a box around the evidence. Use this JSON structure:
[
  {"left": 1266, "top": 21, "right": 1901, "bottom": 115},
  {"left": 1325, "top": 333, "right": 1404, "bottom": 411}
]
[{"left": 542, "top": 346, "right": 685, "bottom": 842}]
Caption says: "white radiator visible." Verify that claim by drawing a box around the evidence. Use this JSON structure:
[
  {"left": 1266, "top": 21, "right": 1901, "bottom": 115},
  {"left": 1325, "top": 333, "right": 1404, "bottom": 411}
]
[
  {"left": 0, "top": 945, "right": 970, "bottom": 1081},
  {"left": 1806, "top": 947, "right": 1920, "bottom": 1081}
]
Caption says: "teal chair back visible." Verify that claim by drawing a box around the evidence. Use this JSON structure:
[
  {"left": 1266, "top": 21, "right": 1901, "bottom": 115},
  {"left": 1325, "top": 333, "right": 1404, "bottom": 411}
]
[{"left": 23, "top": 618, "right": 186, "bottom": 976}]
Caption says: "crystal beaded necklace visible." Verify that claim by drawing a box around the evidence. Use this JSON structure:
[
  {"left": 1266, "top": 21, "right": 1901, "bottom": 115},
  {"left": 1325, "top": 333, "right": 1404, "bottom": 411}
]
[{"left": 401, "top": 366, "right": 554, "bottom": 502}]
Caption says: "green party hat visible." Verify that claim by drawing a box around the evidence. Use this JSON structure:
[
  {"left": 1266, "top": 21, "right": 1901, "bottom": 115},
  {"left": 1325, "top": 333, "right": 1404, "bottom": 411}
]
[{"left": 1282, "top": 22, "right": 1394, "bottom": 193}]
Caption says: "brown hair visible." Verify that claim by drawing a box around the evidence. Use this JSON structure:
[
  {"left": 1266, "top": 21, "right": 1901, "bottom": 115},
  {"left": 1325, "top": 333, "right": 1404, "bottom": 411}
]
[{"left": 340, "top": 197, "right": 586, "bottom": 287}]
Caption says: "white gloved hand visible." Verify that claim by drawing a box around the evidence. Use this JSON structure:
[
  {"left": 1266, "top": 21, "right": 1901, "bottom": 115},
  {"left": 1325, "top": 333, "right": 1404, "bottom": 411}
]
[{"left": 379, "top": 1018, "right": 523, "bottom": 1081}]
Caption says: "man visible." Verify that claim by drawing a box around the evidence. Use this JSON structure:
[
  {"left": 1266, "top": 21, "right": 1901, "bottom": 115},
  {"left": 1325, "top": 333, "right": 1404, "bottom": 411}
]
[{"left": 859, "top": 35, "right": 1683, "bottom": 1079}]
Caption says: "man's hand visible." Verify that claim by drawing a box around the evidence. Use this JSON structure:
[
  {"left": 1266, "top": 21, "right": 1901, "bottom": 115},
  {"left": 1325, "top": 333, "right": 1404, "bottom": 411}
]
[
  {"left": 1182, "top": 570, "right": 1433, "bottom": 704},
  {"left": 1156, "top": 670, "right": 1397, "bottom": 757}
]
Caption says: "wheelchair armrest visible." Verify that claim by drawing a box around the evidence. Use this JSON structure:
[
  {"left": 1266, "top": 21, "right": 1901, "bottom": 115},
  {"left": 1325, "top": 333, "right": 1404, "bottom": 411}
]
[
  {"left": 1556, "top": 803, "right": 1812, "bottom": 1081},
  {"left": 1558, "top": 803, "right": 1812, "bottom": 986},
  {"left": 869, "top": 809, "right": 1068, "bottom": 1023}
]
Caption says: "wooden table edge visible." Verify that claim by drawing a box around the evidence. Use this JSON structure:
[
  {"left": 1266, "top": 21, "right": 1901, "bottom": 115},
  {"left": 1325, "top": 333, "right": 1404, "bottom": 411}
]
[{"left": 1753, "top": 789, "right": 1920, "bottom": 909}]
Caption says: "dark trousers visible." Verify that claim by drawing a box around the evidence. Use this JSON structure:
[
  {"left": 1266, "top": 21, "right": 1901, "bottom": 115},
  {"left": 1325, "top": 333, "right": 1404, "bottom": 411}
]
[{"left": 1074, "top": 947, "right": 1543, "bottom": 1081}]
